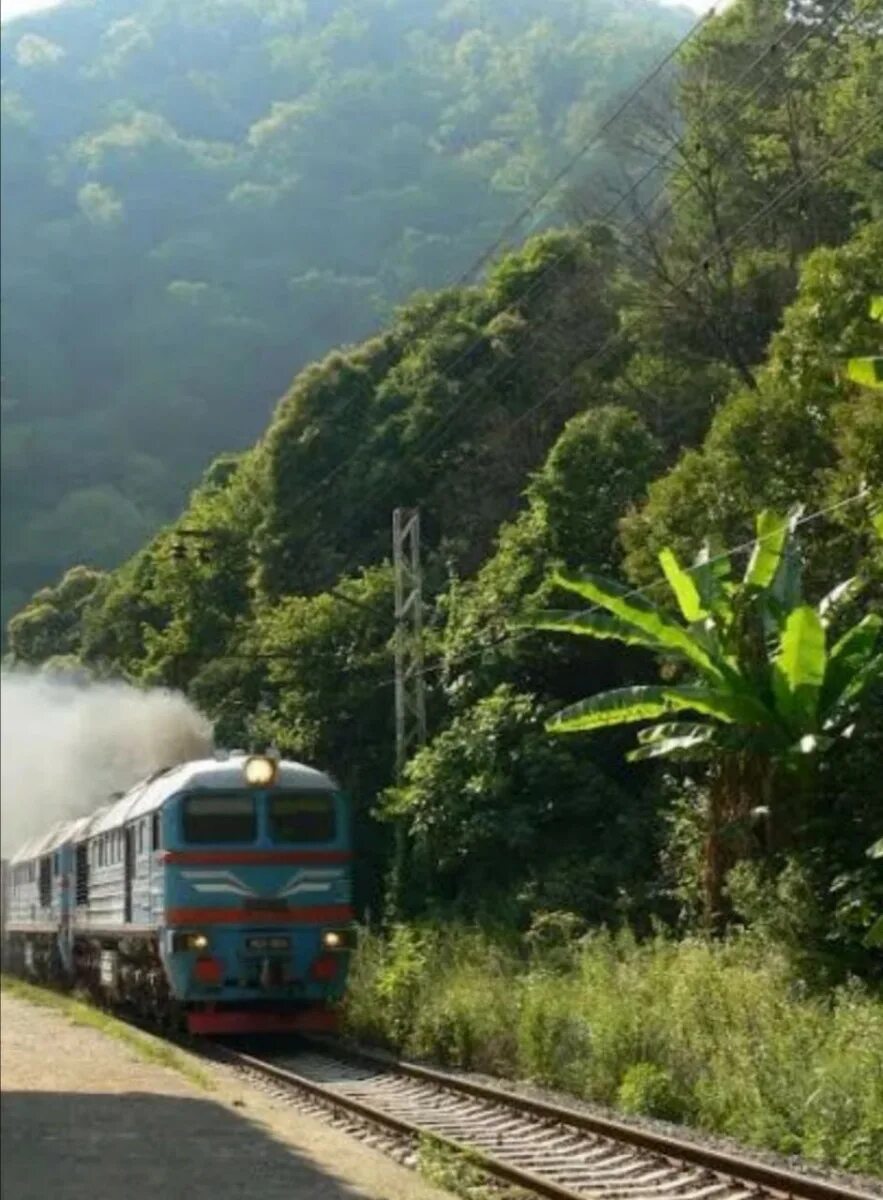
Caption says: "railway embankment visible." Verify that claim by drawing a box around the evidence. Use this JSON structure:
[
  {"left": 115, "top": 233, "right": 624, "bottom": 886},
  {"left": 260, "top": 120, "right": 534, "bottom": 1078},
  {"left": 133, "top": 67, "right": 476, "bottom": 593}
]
[
  {"left": 0, "top": 982, "right": 454, "bottom": 1200},
  {"left": 342, "top": 925, "right": 883, "bottom": 1180}
]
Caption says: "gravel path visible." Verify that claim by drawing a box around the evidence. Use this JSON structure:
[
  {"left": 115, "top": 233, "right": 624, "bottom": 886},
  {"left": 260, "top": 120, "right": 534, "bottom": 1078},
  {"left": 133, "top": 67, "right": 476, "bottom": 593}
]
[{"left": 0, "top": 992, "right": 454, "bottom": 1200}]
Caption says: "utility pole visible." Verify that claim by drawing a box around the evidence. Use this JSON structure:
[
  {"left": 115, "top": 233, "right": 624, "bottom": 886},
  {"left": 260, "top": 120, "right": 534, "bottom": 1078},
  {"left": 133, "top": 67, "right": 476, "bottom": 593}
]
[{"left": 392, "top": 507, "right": 427, "bottom": 779}]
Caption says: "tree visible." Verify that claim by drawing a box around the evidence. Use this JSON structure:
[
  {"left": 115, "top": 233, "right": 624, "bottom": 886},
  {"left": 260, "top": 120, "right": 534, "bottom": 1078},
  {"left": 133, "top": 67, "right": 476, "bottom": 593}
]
[{"left": 523, "top": 508, "right": 882, "bottom": 928}]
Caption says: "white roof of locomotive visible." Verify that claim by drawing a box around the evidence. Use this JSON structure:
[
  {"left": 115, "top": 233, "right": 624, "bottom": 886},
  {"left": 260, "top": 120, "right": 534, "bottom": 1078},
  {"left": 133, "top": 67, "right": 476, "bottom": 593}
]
[{"left": 7, "top": 754, "right": 336, "bottom": 863}]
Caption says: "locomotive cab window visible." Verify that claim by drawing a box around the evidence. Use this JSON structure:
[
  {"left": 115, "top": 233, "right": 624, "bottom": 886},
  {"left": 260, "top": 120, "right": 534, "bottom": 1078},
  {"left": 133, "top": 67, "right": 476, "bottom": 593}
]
[
  {"left": 269, "top": 792, "right": 336, "bottom": 843},
  {"left": 182, "top": 795, "right": 257, "bottom": 843}
]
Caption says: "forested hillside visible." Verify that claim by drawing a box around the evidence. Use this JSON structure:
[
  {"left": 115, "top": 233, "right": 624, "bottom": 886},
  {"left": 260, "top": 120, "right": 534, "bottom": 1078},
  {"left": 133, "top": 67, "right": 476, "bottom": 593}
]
[
  {"left": 0, "top": 0, "right": 691, "bottom": 627},
  {"left": 6, "top": 0, "right": 883, "bottom": 1163},
  {"left": 11, "top": 0, "right": 881, "bottom": 950}
]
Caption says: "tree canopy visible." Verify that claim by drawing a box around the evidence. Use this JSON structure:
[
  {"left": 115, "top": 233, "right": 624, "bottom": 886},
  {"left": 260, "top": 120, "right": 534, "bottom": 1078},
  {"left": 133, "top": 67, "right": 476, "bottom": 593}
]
[
  {"left": 0, "top": 0, "right": 690, "bottom": 628},
  {"left": 5, "top": 0, "right": 882, "bottom": 975}
]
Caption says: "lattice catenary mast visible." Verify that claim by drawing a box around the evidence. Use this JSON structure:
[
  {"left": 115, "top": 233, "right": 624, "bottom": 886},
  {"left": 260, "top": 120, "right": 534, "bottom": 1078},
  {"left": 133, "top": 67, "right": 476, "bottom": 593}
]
[{"left": 392, "top": 507, "right": 427, "bottom": 779}]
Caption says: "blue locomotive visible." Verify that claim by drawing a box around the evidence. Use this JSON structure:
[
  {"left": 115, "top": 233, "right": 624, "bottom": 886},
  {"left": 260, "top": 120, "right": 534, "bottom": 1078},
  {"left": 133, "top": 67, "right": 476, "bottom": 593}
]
[{"left": 1, "top": 751, "right": 356, "bottom": 1035}]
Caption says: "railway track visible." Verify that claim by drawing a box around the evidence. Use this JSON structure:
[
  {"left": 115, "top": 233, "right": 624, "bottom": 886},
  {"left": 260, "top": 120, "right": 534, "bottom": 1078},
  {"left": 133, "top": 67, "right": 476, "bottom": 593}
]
[{"left": 210, "top": 1040, "right": 880, "bottom": 1200}]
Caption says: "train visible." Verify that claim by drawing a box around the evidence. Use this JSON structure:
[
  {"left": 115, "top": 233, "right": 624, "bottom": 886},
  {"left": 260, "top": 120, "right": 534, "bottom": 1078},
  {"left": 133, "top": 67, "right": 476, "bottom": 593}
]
[{"left": 0, "top": 750, "right": 356, "bottom": 1035}]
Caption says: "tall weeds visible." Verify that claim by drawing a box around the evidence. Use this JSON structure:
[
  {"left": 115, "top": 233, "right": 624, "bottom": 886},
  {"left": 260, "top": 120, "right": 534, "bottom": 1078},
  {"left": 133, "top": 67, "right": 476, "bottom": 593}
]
[{"left": 343, "top": 924, "right": 883, "bottom": 1175}]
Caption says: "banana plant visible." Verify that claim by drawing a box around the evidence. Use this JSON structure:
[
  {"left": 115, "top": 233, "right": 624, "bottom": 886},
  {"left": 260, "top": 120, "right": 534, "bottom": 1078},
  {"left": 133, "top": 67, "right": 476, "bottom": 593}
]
[
  {"left": 845, "top": 296, "right": 883, "bottom": 391},
  {"left": 519, "top": 508, "right": 881, "bottom": 925}
]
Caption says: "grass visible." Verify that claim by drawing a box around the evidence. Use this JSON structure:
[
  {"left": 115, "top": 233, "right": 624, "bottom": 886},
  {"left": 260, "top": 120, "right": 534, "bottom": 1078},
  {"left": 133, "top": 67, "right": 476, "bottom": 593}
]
[
  {"left": 343, "top": 924, "right": 883, "bottom": 1176},
  {"left": 0, "top": 974, "right": 213, "bottom": 1091},
  {"left": 417, "top": 1133, "right": 532, "bottom": 1200}
]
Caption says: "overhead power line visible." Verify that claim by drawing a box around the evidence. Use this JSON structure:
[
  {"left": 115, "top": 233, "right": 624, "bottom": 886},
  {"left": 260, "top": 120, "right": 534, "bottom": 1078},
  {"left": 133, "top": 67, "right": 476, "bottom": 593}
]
[
  {"left": 280, "top": 0, "right": 863, "bottom": 565},
  {"left": 373, "top": 487, "right": 876, "bottom": 693}
]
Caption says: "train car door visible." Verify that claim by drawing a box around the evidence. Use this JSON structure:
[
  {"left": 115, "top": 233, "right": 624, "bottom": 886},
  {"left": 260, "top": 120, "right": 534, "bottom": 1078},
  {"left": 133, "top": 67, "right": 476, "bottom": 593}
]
[{"left": 124, "top": 827, "right": 135, "bottom": 923}]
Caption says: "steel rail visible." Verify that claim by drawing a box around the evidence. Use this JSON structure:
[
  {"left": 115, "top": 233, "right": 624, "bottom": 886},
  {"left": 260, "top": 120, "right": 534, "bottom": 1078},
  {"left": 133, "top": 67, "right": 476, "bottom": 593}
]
[
  {"left": 215, "top": 1044, "right": 590, "bottom": 1200},
  {"left": 216, "top": 1040, "right": 880, "bottom": 1200},
  {"left": 320, "top": 1042, "right": 880, "bottom": 1200}
]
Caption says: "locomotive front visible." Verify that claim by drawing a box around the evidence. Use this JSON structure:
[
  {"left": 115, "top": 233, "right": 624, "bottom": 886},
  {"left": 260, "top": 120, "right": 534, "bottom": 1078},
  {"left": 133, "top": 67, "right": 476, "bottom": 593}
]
[{"left": 159, "top": 753, "right": 355, "bottom": 1035}]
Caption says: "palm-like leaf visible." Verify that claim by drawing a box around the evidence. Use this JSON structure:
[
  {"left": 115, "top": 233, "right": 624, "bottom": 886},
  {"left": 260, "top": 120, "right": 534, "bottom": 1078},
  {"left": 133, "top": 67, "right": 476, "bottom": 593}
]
[
  {"left": 818, "top": 576, "right": 862, "bottom": 626},
  {"left": 627, "top": 721, "right": 729, "bottom": 762},
  {"left": 846, "top": 356, "right": 883, "bottom": 389},
  {"left": 546, "top": 684, "right": 774, "bottom": 735},
  {"left": 515, "top": 609, "right": 675, "bottom": 655},
  {"left": 552, "top": 570, "right": 724, "bottom": 680},
  {"left": 659, "top": 548, "right": 706, "bottom": 622},
  {"left": 744, "top": 507, "right": 802, "bottom": 591},
  {"left": 691, "top": 539, "right": 733, "bottom": 621},
  {"left": 820, "top": 614, "right": 882, "bottom": 719},
  {"left": 772, "top": 605, "right": 827, "bottom": 730}
]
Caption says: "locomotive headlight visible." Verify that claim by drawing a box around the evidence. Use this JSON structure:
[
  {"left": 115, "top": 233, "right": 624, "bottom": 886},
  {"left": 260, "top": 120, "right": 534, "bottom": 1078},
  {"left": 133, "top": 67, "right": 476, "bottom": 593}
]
[
  {"left": 322, "top": 929, "right": 356, "bottom": 951},
  {"left": 244, "top": 755, "right": 277, "bottom": 786},
  {"left": 172, "top": 931, "right": 210, "bottom": 952}
]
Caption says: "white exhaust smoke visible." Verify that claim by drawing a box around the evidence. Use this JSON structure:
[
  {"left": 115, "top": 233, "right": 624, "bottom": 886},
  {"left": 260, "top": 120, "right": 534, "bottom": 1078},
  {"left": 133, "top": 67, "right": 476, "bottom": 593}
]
[{"left": 0, "top": 668, "right": 214, "bottom": 855}]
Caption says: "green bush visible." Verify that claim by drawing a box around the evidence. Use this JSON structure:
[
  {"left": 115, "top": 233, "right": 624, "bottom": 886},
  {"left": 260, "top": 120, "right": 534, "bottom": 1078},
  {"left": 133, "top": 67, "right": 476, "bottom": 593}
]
[
  {"left": 344, "top": 924, "right": 883, "bottom": 1175},
  {"left": 618, "top": 1063, "right": 689, "bottom": 1122}
]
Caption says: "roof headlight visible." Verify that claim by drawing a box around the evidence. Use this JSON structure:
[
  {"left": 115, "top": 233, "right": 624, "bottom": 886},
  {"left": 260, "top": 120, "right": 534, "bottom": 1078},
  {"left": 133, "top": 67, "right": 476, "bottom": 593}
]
[{"left": 244, "top": 755, "right": 277, "bottom": 786}]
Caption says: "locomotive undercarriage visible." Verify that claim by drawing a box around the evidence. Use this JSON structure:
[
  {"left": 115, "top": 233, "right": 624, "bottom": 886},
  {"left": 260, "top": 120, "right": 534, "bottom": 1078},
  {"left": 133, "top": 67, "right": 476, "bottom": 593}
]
[
  {"left": 5, "top": 929, "right": 184, "bottom": 1030},
  {"left": 73, "top": 934, "right": 185, "bottom": 1029},
  {"left": 4, "top": 928, "right": 339, "bottom": 1035}
]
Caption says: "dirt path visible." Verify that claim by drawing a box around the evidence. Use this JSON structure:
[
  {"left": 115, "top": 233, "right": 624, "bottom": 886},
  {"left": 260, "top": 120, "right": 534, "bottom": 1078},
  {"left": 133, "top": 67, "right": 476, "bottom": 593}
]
[{"left": 0, "top": 991, "right": 454, "bottom": 1200}]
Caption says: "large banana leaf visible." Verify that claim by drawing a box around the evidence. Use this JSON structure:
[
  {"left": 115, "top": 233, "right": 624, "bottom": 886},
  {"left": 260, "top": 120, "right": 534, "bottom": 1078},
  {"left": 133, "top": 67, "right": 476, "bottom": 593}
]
[
  {"left": 659, "top": 548, "right": 706, "bottom": 622},
  {"left": 552, "top": 571, "right": 724, "bottom": 680},
  {"left": 515, "top": 609, "right": 674, "bottom": 655},
  {"left": 772, "top": 605, "right": 827, "bottom": 730},
  {"left": 846, "top": 356, "right": 883, "bottom": 389},
  {"left": 818, "top": 576, "right": 862, "bottom": 626},
  {"left": 691, "top": 538, "right": 733, "bottom": 620},
  {"left": 744, "top": 508, "right": 802, "bottom": 590},
  {"left": 820, "top": 613, "right": 882, "bottom": 718},
  {"left": 628, "top": 723, "right": 722, "bottom": 762},
  {"left": 546, "top": 683, "right": 775, "bottom": 734},
  {"left": 824, "top": 652, "right": 883, "bottom": 730}
]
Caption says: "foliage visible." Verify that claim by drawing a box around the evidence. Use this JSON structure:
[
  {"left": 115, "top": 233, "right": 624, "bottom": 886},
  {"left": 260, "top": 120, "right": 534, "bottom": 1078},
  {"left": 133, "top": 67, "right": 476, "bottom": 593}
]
[
  {"left": 5, "top": 0, "right": 882, "bottom": 982},
  {"left": 383, "top": 685, "right": 663, "bottom": 925},
  {"left": 6, "top": 566, "right": 104, "bottom": 665},
  {"left": 441, "top": 403, "right": 662, "bottom": 705},
  {"left": 0, "top": 0, "right": 691, "bottom": 627},
  {"left": 524, "top": 510, "right": 882, "bottom": 928},
  {"left": 344, "top": 924, "right": 883, "bottom": 1174},
  {"left": 620, "top": 223, "right": 883, "bottom": 591}
]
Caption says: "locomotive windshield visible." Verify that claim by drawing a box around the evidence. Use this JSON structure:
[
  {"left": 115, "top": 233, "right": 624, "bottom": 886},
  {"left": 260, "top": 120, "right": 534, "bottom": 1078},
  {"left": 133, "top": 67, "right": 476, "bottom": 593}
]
[
  {"left": 182, "top": 795, "right": 257, "bottom": 843},
  {"left": 269, "top": 792, "right": 336, "bottom": 843}
]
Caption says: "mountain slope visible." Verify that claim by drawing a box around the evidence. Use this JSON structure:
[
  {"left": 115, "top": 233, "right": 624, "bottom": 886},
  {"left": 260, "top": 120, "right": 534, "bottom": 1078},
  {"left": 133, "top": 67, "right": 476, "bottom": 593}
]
[{"left": 0, "top": 0, "right": 690, "bottom": 625}]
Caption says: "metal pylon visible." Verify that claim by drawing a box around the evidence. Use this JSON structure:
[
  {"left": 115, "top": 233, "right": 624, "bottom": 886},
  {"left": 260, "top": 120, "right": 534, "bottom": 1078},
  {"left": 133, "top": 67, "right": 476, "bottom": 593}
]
[{"left": 392, "top": 507, "right": 427, "bottom": 778}]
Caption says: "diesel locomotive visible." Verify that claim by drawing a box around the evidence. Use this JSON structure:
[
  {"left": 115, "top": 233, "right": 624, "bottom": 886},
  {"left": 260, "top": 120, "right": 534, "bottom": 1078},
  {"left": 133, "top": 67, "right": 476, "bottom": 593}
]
[{"left": 1, "top": 751, "right": 356, "bottom": 1034}]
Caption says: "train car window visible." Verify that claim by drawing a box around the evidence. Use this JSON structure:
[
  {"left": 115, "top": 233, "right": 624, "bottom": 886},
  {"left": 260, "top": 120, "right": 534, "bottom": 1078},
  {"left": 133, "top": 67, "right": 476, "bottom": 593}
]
[
  {"left": 53, "top": 853, "right": 60, "bottom": 876},
  {"left": 39, "top": 857, "right": 52, "bottom": 907},
  {"left": 268, "top": 793, "right": 336, "bottom": 843},
  {"left": 182, "top": 795, "right": 256, "bottom": 843},
  {"left": 151, "top": 812, "right": 161, "bottom": 851},
  {"left": 138, "top": 822, "right": 144, "bottom": 854},
  {"left": 75, "top": 843, "right": 89, "bottom": 906}
]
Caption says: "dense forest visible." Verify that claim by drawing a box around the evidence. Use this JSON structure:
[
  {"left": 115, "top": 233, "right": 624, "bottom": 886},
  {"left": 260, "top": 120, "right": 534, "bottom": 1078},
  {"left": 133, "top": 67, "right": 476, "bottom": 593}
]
[
  {"left": 4, "top": 0, "right": 883, "bottom": 1165},
  {"left": 10, "top": 0, "right": 878, "bottom": 950},
  {"left": 0, "top": 0, "right": 692, "bottom": 627}
]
